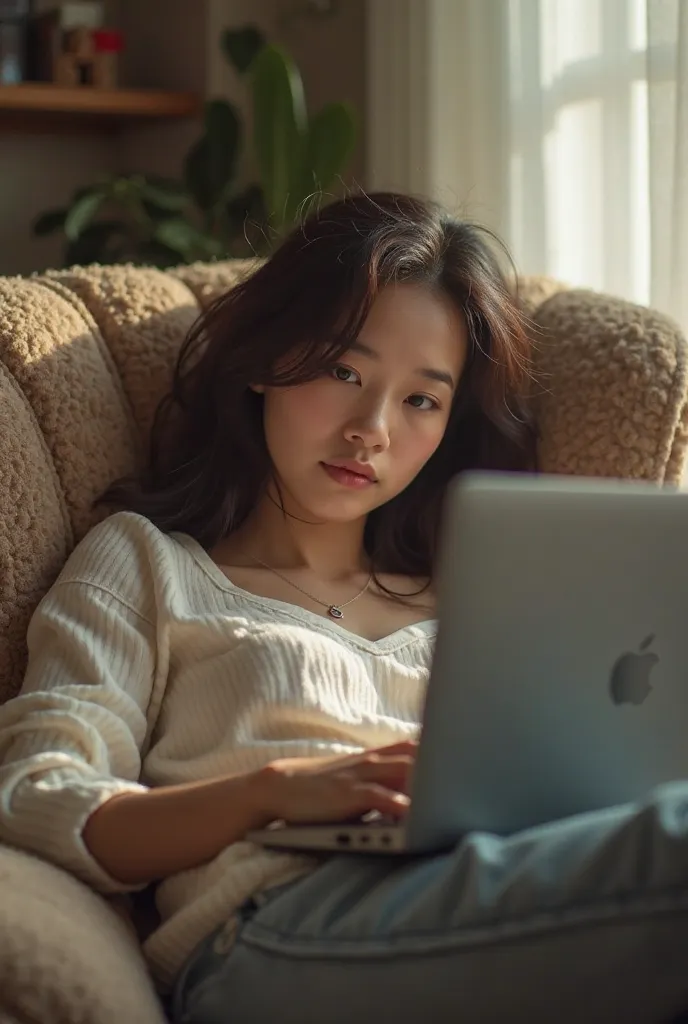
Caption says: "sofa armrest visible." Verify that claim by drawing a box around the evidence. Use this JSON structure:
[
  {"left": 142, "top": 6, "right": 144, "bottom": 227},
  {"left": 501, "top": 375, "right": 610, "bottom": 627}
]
[{"left": 0, "top": 845, "right": 167, "bottom": 1024}]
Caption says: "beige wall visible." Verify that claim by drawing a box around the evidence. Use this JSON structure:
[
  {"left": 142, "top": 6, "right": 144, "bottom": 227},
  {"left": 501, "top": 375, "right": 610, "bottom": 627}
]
[
  {"left": 0, "top": 134, "right": 116, "bottom": 275},
  {"left": 0, "top": 0, "right": 367, "bottom": 276},
  {"left": 117, "top": 0, "right": 208, "bottom": 185}
]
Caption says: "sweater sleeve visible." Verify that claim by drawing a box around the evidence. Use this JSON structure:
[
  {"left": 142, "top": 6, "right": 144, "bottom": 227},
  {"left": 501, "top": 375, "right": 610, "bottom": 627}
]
[{"left": 0, "top": 519, "right": 162, "bottom": 894}]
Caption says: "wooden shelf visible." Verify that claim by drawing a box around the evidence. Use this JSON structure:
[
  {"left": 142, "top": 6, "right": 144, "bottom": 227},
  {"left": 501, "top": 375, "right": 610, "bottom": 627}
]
[{"left": 0, "top": 83, "right": 201, "bottom": 131}]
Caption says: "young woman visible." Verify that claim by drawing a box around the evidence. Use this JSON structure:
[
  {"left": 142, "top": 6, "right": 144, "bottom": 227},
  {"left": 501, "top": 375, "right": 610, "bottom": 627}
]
[{"left": 1, "top": 193, "right": 688, "bottom": 1024}]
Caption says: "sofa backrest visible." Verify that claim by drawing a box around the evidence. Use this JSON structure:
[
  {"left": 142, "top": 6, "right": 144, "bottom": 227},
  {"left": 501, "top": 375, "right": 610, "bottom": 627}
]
[{"left": 0, "top": 263, "right": 686, "bottom": 705}]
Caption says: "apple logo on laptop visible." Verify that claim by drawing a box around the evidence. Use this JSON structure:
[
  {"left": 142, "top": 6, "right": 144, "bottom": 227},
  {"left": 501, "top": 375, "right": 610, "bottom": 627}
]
[{"left": 609, "top": 634, "right": 658, "bottom": 706}]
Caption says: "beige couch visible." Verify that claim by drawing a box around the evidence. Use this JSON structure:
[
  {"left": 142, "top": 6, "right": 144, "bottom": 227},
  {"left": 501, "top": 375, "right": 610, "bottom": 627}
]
[{"left": 0, "top": 262, "right": 687, "bottom": 1024}]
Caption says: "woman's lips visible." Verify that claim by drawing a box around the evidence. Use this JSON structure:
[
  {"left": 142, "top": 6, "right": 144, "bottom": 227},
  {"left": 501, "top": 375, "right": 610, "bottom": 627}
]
[{"left": 321, "top": 463, "right": 377, "bottom": 489}]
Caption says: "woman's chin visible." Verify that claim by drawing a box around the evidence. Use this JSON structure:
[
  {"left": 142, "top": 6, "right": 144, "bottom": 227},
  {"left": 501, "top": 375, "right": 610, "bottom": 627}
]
[{"left": 291, "top": 492, "right": 379, "bottom": 525}]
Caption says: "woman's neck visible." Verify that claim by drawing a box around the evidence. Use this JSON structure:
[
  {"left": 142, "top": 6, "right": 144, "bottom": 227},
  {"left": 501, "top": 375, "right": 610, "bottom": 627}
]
[{"left": 213, "top": 491, "right": 369, "bottom": 581}]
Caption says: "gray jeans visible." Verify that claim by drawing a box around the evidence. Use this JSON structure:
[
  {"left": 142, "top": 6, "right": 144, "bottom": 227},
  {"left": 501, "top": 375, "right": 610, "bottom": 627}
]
[{"left": 172, "top": 782, "right": 688, "bottom": 1024}]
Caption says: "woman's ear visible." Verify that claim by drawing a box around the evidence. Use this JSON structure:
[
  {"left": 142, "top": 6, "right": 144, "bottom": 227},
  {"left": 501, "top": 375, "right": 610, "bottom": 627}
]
[{"left": 249, "top": 384, "right": 265, "bottom": 394}]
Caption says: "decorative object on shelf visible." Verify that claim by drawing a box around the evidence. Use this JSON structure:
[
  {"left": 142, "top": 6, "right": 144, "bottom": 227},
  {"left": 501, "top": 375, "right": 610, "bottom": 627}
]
[
  {"left": 46, "top": 1, "right": 103, "bottom": 30},
  {"left": 0, "top": 0, "right": 31, "bottom": 85},
  {"left": 55, "top": 26, "right": 123, "bottom": 88},
  {"left": 33, "top": 1, "right": 109, "bottom": 83},
  {"left": 33, "top": 21, "right": 357, "bottom": 266}
]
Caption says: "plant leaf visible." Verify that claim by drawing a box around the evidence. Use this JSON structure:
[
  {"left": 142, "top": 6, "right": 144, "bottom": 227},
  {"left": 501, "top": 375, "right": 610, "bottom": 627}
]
[
  {"left": 63, "top": 220, "right": 127, "bottom": 267},
  {"left": 110, "top": 175, "right": 143, "bottom": 200},
  {"left": 184, "top": 99, "right": 241, "bottom": 213},
  {"left": 141, "top": 199, "right": 185, "bottom": 223},
  {"left": 154, "top": 218, "right": 224, "bottom": 261},
  {"left": 64, "top": 190, "right": 107, "bottom": 241},
  {"left": 304, "top": 102, "right": 357, "bottom": 198},
  {"left": 251, "top": 45, "right": 308, "bottom": 230},
  {"left": 71, "top": 181, "right": 107, "bottom": 204},
  {"left": 140, "top": 180, "right": 189, "bottom": 212},
  {"left": 33, "top": 208, "right": 68, "bottom": 237},
  {"left": 153, "top": 218, "right": 199, "bottom": 255},
  {"left": 222, "top": 25, "right": 266, "bottom": 74}
]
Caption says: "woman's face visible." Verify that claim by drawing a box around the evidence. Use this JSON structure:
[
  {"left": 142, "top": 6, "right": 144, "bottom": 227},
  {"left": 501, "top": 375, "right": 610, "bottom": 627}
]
[{"left": 257, "top": 283, "right": 469, "bottom": 524}]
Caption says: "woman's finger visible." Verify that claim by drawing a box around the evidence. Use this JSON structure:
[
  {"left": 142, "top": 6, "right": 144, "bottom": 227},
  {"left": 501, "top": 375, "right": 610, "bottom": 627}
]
[
  {"left": 349, "top": 782, "right": 411, "bottom": 817},
  {"left": 343, "top": 756, "right": 414, "bottom": 793},
  {"left": 370, "top": 740, "right": 418, "bottom": 757}
]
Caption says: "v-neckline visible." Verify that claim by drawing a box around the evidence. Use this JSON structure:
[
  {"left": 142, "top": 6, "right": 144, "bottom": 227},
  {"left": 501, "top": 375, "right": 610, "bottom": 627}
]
[{"left": 171, "top": 532, "right": 438, "bottom": 654}]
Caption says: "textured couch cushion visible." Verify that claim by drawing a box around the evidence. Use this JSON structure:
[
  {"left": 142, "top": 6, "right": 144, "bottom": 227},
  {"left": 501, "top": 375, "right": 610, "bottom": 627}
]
[
  {"left": 0, "top": 359, "right": 70, "bottom": 715},
  {"left": 0, "top": 845, "right": 166, "bottom": 1024},
  {"left": 0, "top": 262, "right": 249, "bottom": 706},
  {"left": 173, "top": 257, "right": 259, "bottom": 308},
  {"left": 532, "top": 288, "right": 688, "bottom": 479},
  {"left": 44, "top": 266, "right": 201, "bottom": 440},
  {"left": 0, "top": 277, "right": 139, "bottom": 541}
]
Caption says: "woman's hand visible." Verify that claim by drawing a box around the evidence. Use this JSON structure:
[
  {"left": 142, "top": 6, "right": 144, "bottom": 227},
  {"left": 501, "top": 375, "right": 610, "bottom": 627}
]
[
  {"left": 83, "top": 742, "right": 417, "bottom": 885},
  {"left": 255, "top": 741, "right": 417, "bottom": 825}
]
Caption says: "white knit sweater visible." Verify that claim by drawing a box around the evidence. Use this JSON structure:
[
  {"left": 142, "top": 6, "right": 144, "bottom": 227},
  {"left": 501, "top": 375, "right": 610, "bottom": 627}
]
[{"left": 0, "top": 512, "right": 436, "bottom": 989}]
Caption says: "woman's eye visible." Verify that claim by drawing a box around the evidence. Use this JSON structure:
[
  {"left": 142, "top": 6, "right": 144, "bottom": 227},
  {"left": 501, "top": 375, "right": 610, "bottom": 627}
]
[
  {"left": 406, "top": 394, "right": 437, "bottom": 411},
  {"left": 332, "top": 366, "right": 359, "bottom": 384}
]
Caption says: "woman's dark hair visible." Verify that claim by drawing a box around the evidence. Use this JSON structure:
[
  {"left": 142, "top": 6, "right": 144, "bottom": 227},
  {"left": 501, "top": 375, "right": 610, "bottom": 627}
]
[{"left": 102, "top": 191, "right": 537, "bottom": 580}]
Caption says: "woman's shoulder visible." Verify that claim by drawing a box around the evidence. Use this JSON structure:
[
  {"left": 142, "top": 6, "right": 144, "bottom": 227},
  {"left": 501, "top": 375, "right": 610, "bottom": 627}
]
[{"left": 55, "top": 511, "right": 175, "bottom": 599}]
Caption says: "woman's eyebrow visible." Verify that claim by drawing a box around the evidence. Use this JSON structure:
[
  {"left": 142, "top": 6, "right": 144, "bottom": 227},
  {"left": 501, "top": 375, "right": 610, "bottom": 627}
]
[
  {"left": 349, "top": 341, "right": 378, "bottom": 359},
  {"left": 349, "top": 341, "right": 455, "bottom": 389},
  {"left": 418, "top": 367, "right": 455, "bottom": 388}
]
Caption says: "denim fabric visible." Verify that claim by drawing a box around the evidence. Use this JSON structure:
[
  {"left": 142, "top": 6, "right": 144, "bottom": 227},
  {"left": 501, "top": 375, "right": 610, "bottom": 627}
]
[{"left": 173, "top": 782, "right": 688, "bottom": 1024}]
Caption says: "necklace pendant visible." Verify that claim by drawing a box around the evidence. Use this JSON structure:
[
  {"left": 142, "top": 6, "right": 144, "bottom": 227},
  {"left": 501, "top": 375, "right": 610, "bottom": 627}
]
[{"left": 328, "top": 605, "right": 344, "bottom": 619}]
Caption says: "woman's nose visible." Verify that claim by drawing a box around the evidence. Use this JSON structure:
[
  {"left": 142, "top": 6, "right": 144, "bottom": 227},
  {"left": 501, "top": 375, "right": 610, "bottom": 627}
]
[{"left": 343, "top": 400, "right": 391, "bottom": 451}]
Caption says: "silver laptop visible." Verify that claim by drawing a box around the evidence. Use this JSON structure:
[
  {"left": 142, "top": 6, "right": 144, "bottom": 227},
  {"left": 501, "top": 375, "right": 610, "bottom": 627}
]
[{"left": 247, "top": 471, "right": 688, "bottom": 855}]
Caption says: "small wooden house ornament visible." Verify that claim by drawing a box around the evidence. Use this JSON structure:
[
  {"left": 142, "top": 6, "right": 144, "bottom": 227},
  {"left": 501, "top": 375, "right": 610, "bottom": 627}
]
[{"left": 55, "top": 27, "right": 123, "bottom": 88}]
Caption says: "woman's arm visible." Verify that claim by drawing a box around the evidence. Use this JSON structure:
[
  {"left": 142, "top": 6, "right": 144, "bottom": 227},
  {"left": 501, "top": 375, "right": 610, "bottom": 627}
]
[
  {"left": 0, "top": 516, "right": 162, "bottom": 893},
  {"left": 84, "top": 744, "right": 416, "bottom": 886},
  {"left": 83, "top": 771, "right": 269, "bottom": 885}
]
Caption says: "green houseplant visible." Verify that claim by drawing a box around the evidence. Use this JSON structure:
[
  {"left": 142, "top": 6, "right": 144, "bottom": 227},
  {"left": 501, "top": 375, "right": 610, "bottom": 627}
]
[
  {"left": 33, "top": 100, "right": 264, "bottom": 267},
  {"left": 243, "top": 40, "right": 356, "bottom": 235},
  {"left": 33, "top": 25, "right": 357, "bottom": 266}
]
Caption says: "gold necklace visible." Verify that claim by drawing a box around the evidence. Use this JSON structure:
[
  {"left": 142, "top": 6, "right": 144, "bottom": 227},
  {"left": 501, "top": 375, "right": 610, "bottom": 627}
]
[{"left": 251, "top": 557, "right": 373, "bottom": 620}]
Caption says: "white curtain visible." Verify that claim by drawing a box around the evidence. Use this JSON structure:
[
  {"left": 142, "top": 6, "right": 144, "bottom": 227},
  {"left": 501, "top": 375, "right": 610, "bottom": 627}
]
[
  {"left": 366, "top": 0, "right": 688, "bottom": 330},
  {"left": 508, "top": 0, "right": 688, "bottom": 329}
]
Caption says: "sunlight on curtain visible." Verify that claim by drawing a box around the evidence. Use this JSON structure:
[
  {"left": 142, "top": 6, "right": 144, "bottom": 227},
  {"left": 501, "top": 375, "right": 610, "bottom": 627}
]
[
  {"left": 366, "top": 0, "right": 687, "bottom": 328},
  {"left": 508, "top": 0, "right": 652, "bottom": 307},
  {"left": 508, "top": 0, "right": 688, "bottom": 330}
]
